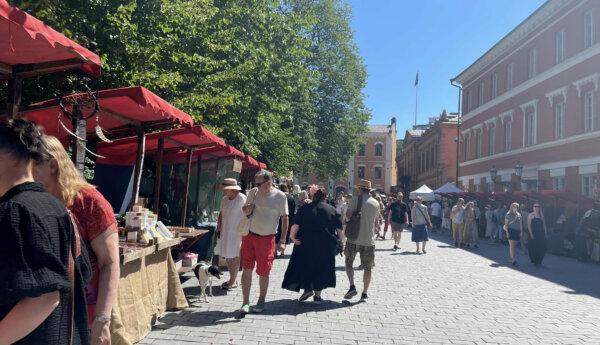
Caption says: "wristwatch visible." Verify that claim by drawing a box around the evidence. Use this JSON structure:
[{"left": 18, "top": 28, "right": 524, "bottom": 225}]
[{"left": 95, "top": 314, "right": 111, "bottom": 324}]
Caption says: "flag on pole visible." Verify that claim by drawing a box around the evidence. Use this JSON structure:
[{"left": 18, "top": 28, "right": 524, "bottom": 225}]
[{"left": 414, "top": 72, "right": 419, "bottom": 86}]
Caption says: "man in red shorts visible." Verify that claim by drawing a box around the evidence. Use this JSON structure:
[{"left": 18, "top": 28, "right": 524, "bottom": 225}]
[{"left": 238, "top": 170, "right": 289, "bottom": 315}]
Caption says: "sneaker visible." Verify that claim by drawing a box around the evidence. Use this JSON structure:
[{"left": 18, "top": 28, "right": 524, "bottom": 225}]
[
  {"left": 313, "top": 296, "right": 323, "bottom": 304},
  {"left": 238, "top": 304, "right": 250, "bottom": 316},
  {"left": 344, "top": 286, "right": 358, "bottom": 299},
  {"left": 360, "top": 293, "right": 368, "bottom": 301},
  {"left": 250, "top": 302, "right": 265, "bottom": 313},
  {"left": 393, "top": 245, "right": 398, "bottom": 251},
  {"left": 299, "top": 290, "right": 315, "bottom": 302}
]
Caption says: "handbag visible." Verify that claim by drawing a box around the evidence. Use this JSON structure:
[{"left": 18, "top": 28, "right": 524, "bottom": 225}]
[
  {"left": 238, "top": 188, "right": 258, "bottom": 236},
  {"left": 416, "top": 206, "right": 432, "bottom": 228},
  {"left": 66, "top": 211, "right": 83, "bottom": 345},
  {"left": 345, "top": 194, "right": 364, "bottom": 241}
]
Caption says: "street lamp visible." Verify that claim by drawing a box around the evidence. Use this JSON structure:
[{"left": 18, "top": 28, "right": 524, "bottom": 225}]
[{"left": 514, "top": 161, "right": 524, "bottom": 178}]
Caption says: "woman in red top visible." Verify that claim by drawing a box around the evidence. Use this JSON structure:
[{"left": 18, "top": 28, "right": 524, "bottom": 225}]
[{"left": 34, "top": 136, "right": 119, "bottom": 345}]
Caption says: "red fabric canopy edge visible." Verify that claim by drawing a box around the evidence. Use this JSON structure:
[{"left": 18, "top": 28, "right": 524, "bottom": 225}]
[{"left": 1, "top": 1, "right": 101, "bottom": 77}]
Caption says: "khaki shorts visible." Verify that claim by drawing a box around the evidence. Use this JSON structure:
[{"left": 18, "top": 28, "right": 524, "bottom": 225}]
[
  {"left": 345, "top": 242, "right": 375, "bottom": 269},
  {"left": 391, "top": 222, "right": 405, "bottom": 232}
]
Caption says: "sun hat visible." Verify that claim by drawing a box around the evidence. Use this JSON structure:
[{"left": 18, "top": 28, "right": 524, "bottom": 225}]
[
  {"left": 222, "top": 178, "right": 241, "bottom": 191},
  {"left": 355, "top": 179, "right": 373, "bottom": 191}
]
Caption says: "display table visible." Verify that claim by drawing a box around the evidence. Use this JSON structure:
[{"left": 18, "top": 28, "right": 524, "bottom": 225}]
[{"left": 110, "top": 243, "right": 188, "bottom": 345}]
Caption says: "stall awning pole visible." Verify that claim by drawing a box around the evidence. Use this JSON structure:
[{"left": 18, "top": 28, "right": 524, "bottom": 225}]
[
  {"left": 131, "top": 127, "right": 146, "bottom": 208},
  {"left": 152, "top": 137, "right": 164, "bottom": 214},
  {"left": 181, "top": 148, "right": 193, "bottom": 226},
  {"left": 5, "top": 77, "right": 23, "bottom": 120},
  {"left": 194, "top": 155, "right": 203, "bottom": 223}
]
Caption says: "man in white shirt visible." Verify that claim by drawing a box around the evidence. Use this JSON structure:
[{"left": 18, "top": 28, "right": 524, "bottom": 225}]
[
  {"left": 238, "top": 170, "right": 288, "bottom": 315},
  {"left": 430, "top": 199, "right": 442, "bottom": 232}
]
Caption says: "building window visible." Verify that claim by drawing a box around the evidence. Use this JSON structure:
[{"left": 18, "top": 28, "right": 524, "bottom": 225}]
[
  {"left": 375, "top": 143, "right": 383, "bottom": 156},
  {"left": 504, "top": 120, "right": 512, "bottom": 152},
  {"left": 528, "top": 47, "right": 537, "bottom": 79},
  {"left": 430, "top": 147, "right": 435, "bottom": 167},
  {"left": 506, "top": 63, "right": 513, "bottom": 91},
  {"left": 554, "top": 102, "right": 565, "bottom": 139},
  {"left": 478, "top": 82, "right": 484, "bottom": 106},
  {"left": 552, "top": 177, "right": 565, "bottom": 191},
  {"left": 491, "top": 73, "right": 498, "bottom": 99},
  {"left": 475, "top": 130, "right": 482, "bottom": 158},
  {"left": 584, "top": 9, "right": 596, "bottom": 49},
  {"left": 584, "top": 90, "right": 596, "bottom": 132},
  {"left": 358, "top": 144, "right": 365, "bottom": 156},
  {"left": 488, "top": 123, "right": 496, "bottom": 155},
  {"left": 463, "top": 135, "right": 469, "bottom": 161},
  {"left": 555, "top": 29, "right": 565, "bottom": 64},
  {"left": 582, "top": 174, "right": 598, "bottom": 198},
  {"left": 466, "top": 90, "right": 473, "bottom": 113},
  {"left": 525, "top": 112, "right": 536, "bottom": 147},
  {"left": 374, "top": 166, "right": 382, "bottom": 179},
  {"left": 357, "top": 166, "right": 365, "bottom": 178}
]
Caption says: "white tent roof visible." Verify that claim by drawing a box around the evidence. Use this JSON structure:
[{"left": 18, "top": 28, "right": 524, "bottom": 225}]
[
  {"left": 409, "top": 184, "right": 435, "bottom": 201},
  {"left": 435, "top": 182, "right": 462, "bottom": 194}
]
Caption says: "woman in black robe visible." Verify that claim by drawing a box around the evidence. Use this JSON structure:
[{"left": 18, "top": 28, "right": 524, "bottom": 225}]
[
  {"left": 527, "top": 203, "right": 548, "bottom": 266},
  {"left": 282, "top": 187, "right": 342, "bottom": 303}
]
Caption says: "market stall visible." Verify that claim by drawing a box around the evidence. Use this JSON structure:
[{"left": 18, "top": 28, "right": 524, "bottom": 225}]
[{"left": 1, "top": 0, "right": 101, "bottom": 119}]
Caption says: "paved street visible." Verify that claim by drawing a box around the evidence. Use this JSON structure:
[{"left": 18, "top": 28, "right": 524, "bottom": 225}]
[{"left": 143, "top": 232, "right": 600, "bottom": 345}]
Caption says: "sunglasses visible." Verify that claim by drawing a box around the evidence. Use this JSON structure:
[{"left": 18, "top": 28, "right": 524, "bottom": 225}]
[{"left": 534, "top": 205, "right": 540, "bottom": 208}]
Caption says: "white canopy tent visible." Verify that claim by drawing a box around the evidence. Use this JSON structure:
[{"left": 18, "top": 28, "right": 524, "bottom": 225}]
[
  {"left": 409, "top": 184, "right": 435, "bottom": 201},
  {"left": 434, "top": 182, "right": 462, "bottom": 194}
]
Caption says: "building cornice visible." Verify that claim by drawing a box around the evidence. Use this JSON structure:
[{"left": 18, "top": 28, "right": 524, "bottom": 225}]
[
  {"left": 452, "top": 0, "right": 574, "bottom": 85},
  {"left": 519, "top": 99, "right": 539, "bottom": 114},
  {"left": 499, "top": 110, "right": 514, "bottom": 123},
  {"left": 572, "top": 72, "right": 600, "bottom": 96},
  {"left": 545, "top": 86, "right": 569, "bottom": 107}
]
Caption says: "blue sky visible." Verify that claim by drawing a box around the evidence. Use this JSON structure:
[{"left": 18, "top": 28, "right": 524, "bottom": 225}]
[{"left": 347, "top": 0, "right": 546, "bottom": 135}]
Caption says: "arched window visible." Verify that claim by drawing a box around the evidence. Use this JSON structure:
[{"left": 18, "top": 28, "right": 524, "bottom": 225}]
[
  {"left": 358, "top": 144, "right": 366, "bottom": 156},
  {"left": 375, "top": 143, "right": 383, "bottom": 156}
]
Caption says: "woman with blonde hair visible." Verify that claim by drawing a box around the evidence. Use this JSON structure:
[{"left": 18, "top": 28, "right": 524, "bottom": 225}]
[
  {"left": 504, "top": 202, "right": 523, "bottom": 266},
  {"left": 33, "top": 135, "right": 119, "bottom": 345}
]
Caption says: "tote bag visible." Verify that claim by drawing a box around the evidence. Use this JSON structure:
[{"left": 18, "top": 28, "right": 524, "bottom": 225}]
[{"left": 238, "top": 188, "right": 258, "bottom": 236}]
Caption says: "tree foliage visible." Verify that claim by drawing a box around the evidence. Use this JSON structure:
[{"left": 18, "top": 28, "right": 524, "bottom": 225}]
[{"left": 8, "top": 0, "right": 369, "bottom": 177}]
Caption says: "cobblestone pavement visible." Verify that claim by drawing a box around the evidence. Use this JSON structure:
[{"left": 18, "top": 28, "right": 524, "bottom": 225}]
[{"left": 142, "top": 231, "right": 600, "bottom": 345}]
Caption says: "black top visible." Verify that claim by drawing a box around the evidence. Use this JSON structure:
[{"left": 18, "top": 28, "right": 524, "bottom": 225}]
[
  {"left": 0, "top": 182, "right": 91, "bottom": 345},
  {"left": 388, "top": 201, "right": 410, "bottom": 224},
  {"left": 294, "top": 201, "right": 342, "bottom": 240}
]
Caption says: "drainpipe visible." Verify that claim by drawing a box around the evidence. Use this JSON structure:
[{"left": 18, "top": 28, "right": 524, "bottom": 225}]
[{"left": 450, "top": 79, "right": 462, "bottom": 188}]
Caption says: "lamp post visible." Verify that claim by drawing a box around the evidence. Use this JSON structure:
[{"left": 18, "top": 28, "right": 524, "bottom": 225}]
[
  {"left": 489, "top": 166, "right": 498, "bottom": 192},
  {"left": 514, "top": 161, "right": 523, "bottom": 191}
]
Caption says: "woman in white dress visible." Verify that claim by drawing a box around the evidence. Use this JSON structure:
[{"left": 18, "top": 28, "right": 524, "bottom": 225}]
[{"left": 214, "top": 178, "right": 247, "bottom": 289}]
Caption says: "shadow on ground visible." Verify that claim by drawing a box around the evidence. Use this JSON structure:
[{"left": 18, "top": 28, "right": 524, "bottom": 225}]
[{"left": 429, "top": 232, "right": 600, "bottom": 299}]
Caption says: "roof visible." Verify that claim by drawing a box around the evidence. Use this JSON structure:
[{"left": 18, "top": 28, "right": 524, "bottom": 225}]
[
  {"left": 368, "top": 124, "right": 389, "bottom": 133},
  {"left": 0, "top": 1, "right": 101, "bottom": 78},
  {"left": 22, "top": 86, "right": 194, "bottom": 140},
  {"left": 452, "top": 0, "right": 569, "bottom": 85},
  {"left": 96, "top": 126, "right": 225, "bottom": 166},
  {"left": 407, "top": 129, "right": 424, "bottom": 137}
]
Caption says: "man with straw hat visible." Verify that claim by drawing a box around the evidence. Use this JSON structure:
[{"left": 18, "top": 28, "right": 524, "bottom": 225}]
[
  {"left": 343, "top": 179, "right": 380, "bottom": 301},
  {"left": 214, "top": 178, "right": 247, "bottom": 289}
]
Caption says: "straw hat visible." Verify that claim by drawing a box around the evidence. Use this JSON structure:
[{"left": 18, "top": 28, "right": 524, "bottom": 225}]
[
  {"left": 222, "top": 178, "right": 241, "bottom": 191},
  {"left": 355, "top": 179, "right": 373, "bottom": 191}
]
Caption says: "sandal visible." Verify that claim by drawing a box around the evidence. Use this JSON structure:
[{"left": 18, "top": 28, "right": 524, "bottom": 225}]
[{"left": 221, "top": 282, "right": 238, "bottom": 290}]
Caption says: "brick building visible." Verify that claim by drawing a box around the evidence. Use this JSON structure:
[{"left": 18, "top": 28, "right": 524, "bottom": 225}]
[
  {"left": 398, "top": 112, "right": 458, "bottom": 192},
  {"left": 452, "top": 0, "right": 600, "bottom": 199},
  {"left": 348, "top": 119, "right": 397, "bottom": 193}
]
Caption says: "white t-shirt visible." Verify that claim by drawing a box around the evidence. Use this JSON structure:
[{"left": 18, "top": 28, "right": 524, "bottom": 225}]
[
  {"left": 430, "top": 202, "right": 442, "bottom": 217},
  {"left": 246, "top": 188, "right": 288, "bottom": 236},
  {"left": 452, "top": 205, "right": 465, "bottom": 224}
]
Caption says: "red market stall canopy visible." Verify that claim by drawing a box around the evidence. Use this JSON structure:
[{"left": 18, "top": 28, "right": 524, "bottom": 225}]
[
  {"left": 259, "top": 162, "right": 267, "bottom": 170},
  {"left": 0, "top": 1, "right": 102, "bottom": 78},
  {"left": 244, "top": 155, "right": 260, "bottom": 169},
  {"left": 21, "top": 86, "right": 193, "bottom": 140},
  {"left": 96, "top": 125, "right": 224, "bottom": 166}
]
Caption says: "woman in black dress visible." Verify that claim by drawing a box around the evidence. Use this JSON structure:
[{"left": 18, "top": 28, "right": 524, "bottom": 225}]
[
  {"left": 0, "top": 120, "right": 91, "bottom": 345},
  {"left": 282, "top": 187, "right": 342, "bottom": 303},
  {"left": 527, "top": 203, "right": 548, "bottom": 266}
]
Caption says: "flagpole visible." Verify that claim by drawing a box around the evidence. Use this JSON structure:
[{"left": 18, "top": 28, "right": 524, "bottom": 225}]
[{"left": 414, "top": 83, "right": 418, "bottom": 127}]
